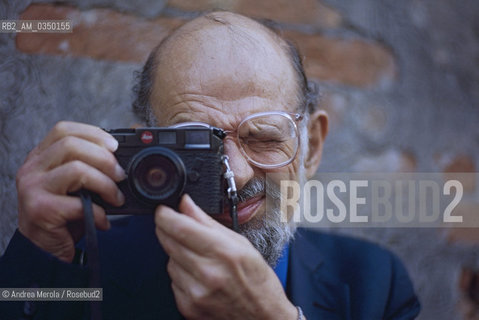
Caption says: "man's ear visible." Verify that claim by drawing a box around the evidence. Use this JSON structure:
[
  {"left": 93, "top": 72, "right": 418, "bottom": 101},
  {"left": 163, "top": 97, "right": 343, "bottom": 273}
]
[{"left": 304, "top": 110, "right": 329, "bottom": 179}]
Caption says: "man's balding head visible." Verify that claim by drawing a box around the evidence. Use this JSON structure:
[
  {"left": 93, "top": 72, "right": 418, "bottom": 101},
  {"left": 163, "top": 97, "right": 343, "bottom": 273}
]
[{"left": 133, "top": 11, "right": 319, "bottom": 126}]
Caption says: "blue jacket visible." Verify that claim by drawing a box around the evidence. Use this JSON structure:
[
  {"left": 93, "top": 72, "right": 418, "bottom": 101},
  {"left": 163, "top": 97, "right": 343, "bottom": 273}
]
[{"left": 0, "top": 215, "right": 420, "bottom": 319}]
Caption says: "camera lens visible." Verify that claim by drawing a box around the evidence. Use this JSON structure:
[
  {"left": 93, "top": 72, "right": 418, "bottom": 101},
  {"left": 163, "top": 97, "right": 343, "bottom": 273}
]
[
  {"left": 137, "top": 156, "right": 175, "bottom": 194},
  {"left": 146, "top": 168, "right": 167, "bottom": 188},
  {"left": 129, "top": 147, "right": 186, "bottom": 203}
]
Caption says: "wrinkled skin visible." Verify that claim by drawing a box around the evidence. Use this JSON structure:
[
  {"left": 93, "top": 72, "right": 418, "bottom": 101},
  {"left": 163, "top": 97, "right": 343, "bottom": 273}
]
[{"left": 15, "top": 11, "right": 328, "bottom": 320}]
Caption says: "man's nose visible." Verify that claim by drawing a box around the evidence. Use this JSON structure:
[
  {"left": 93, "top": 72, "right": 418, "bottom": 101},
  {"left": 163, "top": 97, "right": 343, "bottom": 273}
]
[{"left": 223, "top": 139, "right": 255, "bottom": 191}]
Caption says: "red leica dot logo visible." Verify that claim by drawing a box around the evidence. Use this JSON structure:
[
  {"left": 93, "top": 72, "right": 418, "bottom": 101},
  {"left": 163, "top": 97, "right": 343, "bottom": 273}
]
[{"left": 141, "top": 131, "right": 154, "bottom": 144}]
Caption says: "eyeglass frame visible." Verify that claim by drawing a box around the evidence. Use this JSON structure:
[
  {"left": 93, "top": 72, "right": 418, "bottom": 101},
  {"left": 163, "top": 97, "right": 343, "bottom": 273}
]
[{"left": 170, "top": 111, "right": 304, "bottom": 169}]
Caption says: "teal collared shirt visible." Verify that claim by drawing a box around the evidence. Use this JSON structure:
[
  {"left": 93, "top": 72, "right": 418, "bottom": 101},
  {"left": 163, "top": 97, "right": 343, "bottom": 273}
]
[{"left": 273, "top": 244, "right": 289, "bottom": 290}]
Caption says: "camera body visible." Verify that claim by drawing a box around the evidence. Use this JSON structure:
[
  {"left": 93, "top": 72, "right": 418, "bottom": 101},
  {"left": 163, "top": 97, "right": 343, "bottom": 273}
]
[{"left": 95, "top": 127, "right": 225, "bottom": 215}]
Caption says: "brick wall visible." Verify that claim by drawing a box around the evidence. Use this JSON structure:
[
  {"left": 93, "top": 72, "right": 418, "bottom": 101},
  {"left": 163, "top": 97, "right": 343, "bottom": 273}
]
[{"left": 1, "top": 0, "right": 479, "bottom": 319}]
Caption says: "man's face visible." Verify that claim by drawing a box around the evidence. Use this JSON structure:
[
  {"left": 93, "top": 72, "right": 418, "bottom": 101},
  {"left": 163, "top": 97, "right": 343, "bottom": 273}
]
[{"left": 149, "top": 14, "right": 305, "bottom": 265}]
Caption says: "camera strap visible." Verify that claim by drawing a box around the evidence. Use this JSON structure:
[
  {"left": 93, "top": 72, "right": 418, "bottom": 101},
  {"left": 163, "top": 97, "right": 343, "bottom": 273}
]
[
  {"left": 79, "top": 191, "right": 103, "bottom": 320},
  {"left": 222, "top": 156, "right": 239, "bottom": 232}
]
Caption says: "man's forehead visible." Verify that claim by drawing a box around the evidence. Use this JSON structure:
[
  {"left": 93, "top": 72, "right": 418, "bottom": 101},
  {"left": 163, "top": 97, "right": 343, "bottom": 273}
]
[
  {"left": 149, "top": 12, "right": 299, "bottom": 124},
  {"left": 160, "top": 12, "right": 284, "bottom": 57}
]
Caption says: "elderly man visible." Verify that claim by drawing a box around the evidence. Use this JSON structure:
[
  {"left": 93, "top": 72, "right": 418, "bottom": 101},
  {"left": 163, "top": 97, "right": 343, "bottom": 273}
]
[{"left": 0, "top": 11, "right": 420, "bottom": 320}]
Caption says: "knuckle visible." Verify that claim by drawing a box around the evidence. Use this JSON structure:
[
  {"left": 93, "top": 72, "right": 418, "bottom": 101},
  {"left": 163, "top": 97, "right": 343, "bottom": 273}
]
[
  {"left": 23, "top": 192, "right": 49, "bottom": 220},
  {"left": 199, "top": 267, "right": 224, "bottom": 291},
  {"left": 68, "top": 161, "right": 89, "bottom": 188},
  {"left": 69, "top": 160, "right": 86, "bottom": 175},
  {"left": 217, "top": 245, "right": 242, "bottom": 265},
  {"left": 78, "top": 174, "right": 89, "bottom": 189},
  {"left": 16, "top": 160, "right": 38, "bottom": 189},
  {"left": 172, "top": 224, "right": 189, "bottom": 240},
  {"left": 15, "top": 169, "right": 28, "bottom": 193},
  {"left": 166, "top": 260, "right": 174, "bottom": 274},
  {"left": 222, "top": 246, "right": 253, "bottom": 271},
  {"left": 53, "top": 121, "right": 70, "bottom": 136},
  {"left": 166, "top": 260, "right": 180, "bottom": 277},
  {"left": 236, "top": 247, "right": 253, "bottom": 265},
  {"left": 59, "top": 136, "right": 78, "bottom": 154},
  {"left": 22, "top": 194, "right": 37, "bottom": 215},
  {"left": 190, "top": 284, "right": 208, "bottom": 303},
  {"left": 22, "top": 147, "right": 38, "bottom": 165},
  {"left": 16, "top": 166, "right": 27, "bottom": 183},
  {"left": 16, "top": 172, "right": 40, "bottom": 199}
]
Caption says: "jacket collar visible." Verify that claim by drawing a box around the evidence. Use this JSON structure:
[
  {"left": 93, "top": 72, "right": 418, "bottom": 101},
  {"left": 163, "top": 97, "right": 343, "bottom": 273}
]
[{"left": 289, "top": 229, "right": 351, "bottom": 320}]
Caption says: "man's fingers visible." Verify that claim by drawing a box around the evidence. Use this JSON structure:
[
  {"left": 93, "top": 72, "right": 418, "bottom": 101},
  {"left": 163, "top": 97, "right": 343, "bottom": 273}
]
[
  {"left": 170, "top": 282, "right": 197, "bottom": 319},
  {"left": 155, "top": 205, "right": 217, "bottom": 253},
  {"left": 167, "top": 259, "right": 210, "bottom": 319},
  {"left": 29, "top": 194, "right": 110, "bottom": 231},
  {"left": 55, "top": 195, "right": 110, "bottom": 231},
  {"left": 35, "top": 121, "right": 118, "bottom": 155},
  {"left": 36, "top": 136, "right": 125, "bottom": 182},
  {"left": 17, "top": 121, "right": 117, "bottom": 262},
  {"left": 45, "top": 161, "right": 125, "bottom": 207},
  {"left": 90, "top": 202, "right": 111, "bottom": 231},
  {"left": 65, "top": 203, "right": 111, "bottom": 242},
  {"left": 155, "top": 204, "right": 244, "bottom": 258},
  {"left": 156, "top": 226, "right": 210, "bottom": 276},
  {"left": 178, "top": 194, "right": 219, "bottom": 227},
  {"left": 167, "top": 259, "right": 198, "bottom": 290}
]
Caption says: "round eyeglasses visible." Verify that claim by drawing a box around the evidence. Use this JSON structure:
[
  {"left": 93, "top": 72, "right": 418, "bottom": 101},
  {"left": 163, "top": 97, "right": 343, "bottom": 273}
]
[{"left": 171, "top": 111, "right": 303, "bottom": 169}]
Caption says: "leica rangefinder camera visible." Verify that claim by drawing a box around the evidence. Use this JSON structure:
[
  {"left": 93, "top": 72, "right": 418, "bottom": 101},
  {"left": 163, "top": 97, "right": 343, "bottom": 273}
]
[{"left": 95, "top": 126, "right": 225, "bottom": 215}]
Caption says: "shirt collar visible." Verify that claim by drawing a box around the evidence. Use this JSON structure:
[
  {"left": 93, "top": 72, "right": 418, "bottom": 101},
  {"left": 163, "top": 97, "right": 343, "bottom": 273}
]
[{"left": 273, "top": 243, "right": 290, "bottom": 291}]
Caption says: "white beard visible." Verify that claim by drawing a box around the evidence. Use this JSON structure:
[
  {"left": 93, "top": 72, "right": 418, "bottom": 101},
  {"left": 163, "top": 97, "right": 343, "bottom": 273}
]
[
  {"left": 237, "top": 176, "right": 296, "bottom": 267},
  {"left": 238, "top": 119, "right": 309, "bottom": 267}
]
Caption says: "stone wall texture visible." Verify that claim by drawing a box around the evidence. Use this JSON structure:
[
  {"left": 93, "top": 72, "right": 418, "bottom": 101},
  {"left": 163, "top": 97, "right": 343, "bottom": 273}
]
[{"left": 1, "top": 0, "right": 479, "bottom": 319}]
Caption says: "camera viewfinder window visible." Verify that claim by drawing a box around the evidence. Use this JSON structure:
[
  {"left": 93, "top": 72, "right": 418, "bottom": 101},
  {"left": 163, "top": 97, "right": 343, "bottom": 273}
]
[
  {"left": 158, "top": 131, "right": 176, "bottom": 144},
  {"left": 185, "top": 130, "right": 210, "bottom": 149}
]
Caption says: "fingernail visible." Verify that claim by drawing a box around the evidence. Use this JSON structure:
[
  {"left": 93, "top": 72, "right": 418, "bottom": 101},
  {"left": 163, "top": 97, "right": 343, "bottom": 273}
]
[
  {"left": 182, "top": 194, "right": 191, "bottom": 204},
  {"left": 116, "top": 189, "right": 125, "bottom": 205},
  {"left": 155, "top": 205, "right": 164, "bottom": 218},
  {"left": 115, "top": 163, "right": 127, "bottom": 181},
  {"left": 105, "top": 138, "right": 119, "bottom": 152}
]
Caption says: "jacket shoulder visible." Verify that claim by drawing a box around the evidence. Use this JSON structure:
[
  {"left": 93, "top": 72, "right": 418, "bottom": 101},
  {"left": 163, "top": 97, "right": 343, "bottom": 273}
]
[{"left": 293, "top": 228, "right": 421, "bottom": 319}]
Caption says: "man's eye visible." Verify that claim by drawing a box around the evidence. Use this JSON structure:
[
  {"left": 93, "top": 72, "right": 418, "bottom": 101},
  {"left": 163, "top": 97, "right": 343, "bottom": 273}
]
[
  {"left": 253, "top": 136, "right": 284, "bottom": 142},
  {"left": 243, "top": 128, "right": 283, "bottom": 139},
  {"left": 242, "top": 137, "right": 285, "bottom": 146}
]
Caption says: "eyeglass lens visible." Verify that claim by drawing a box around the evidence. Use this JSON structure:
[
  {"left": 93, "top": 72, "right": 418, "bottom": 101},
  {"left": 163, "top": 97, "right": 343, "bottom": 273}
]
[{"left": 237, "top": 113, "right": 299, "bottom": 167}]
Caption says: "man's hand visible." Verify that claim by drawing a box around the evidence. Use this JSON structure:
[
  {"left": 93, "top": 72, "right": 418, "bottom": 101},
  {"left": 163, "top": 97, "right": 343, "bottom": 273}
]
[
  {"left": 155, "top": 195, "right": 298, "bottom": 320},
  {"left": 16, "top": 121, "right": 126, "bottom": 263}
]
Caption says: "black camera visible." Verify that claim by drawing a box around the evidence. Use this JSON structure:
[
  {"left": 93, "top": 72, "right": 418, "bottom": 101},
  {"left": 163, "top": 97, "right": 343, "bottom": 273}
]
[{"left": 95, "top": 126, "right": 226, "bottom": 215}]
